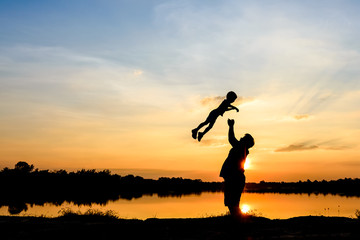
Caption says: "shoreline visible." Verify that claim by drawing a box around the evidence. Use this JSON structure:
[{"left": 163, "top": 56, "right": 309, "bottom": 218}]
[{"left": 1, "top": 215, "right": 359, "bottom": 239}]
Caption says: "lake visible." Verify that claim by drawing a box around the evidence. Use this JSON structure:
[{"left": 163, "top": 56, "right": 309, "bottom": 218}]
[{"left": 1, "top": 192, "right": 359, "bottom": 219}]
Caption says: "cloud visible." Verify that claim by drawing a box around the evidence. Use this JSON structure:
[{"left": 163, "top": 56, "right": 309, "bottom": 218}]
[
  {"left": 289, "top": 87, "right": 339, "bottom": 118},
  {"left": 275, "top": 139, "right": 354, "bottom": 152},
  {"left": 200, "top": 95, "right": 253, "bottom": 107},
  {"left": 275, "top": 143, "right": 318, "bottom": 152},
  {"left": 200, "top": 96, "right": 224, "bottom": 106},
  {"left": 323, "top": 146, "right": 351, "bottom": 150},
  {"left": 293, "top": 114, "right": 309, "bottom": 120},
  {"left": 133, "top": 70, "right": 143, "bottom": 76},
  {"left": 199, "top": 136, "right": 227, "bottom": 147},
  {"left": 0, "top": 45, "right": 173, "bottom": 125}
]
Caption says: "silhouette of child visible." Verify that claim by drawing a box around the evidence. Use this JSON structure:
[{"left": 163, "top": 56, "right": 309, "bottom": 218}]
[{"left": 192, "top": 91, "right": 239, "bottom": 141}]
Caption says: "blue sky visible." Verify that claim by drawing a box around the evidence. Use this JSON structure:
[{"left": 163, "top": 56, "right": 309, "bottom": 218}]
[{"left": 1, "top": 0, "right": 360, "bottom": 181}]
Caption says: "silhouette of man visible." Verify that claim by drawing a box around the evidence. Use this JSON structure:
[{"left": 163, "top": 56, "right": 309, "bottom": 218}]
[{"left": 220, "top": 119, "right": 254, "bottom": 217}]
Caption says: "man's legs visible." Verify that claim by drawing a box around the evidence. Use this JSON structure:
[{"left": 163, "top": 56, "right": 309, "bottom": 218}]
[
  {"left": 224, "top": 175, "right": 245, "bottom": 218},
  {"left": 228, "top": 205, "right": 241, "bottom": 217}
]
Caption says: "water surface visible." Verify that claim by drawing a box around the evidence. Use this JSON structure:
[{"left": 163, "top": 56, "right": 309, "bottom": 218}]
[{"left": 0, "top": 192, "right": 359, "bottom": 219}]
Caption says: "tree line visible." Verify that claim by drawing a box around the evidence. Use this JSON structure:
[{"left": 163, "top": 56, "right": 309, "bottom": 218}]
[{"left": 246, "top": 178, "right": 360, "bottom": 196}]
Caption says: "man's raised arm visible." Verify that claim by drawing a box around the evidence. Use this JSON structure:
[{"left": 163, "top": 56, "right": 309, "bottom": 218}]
[{"left": 227, "top": 119, "right": 237, "bottom": 147}]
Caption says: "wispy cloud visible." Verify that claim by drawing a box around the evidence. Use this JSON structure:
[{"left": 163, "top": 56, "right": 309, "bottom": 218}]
[
  {"left": 275, "top": 143, "right": 318, "bottom": 152},
  {"left": 133, "top": 70, "right": 143, "bottom": 76},
  {"left": 200, "top": 95, "right": 253, "bottom": 107},
  {"left": 318, "top": 139, "right": 355, "bottom": 151},
  {"left": 323, "top": 146, "right": 351, "bottom": 150},
  {"left": 199, "top": 136, "right": 227, "bottom": 148},
  {"left": 200, "top": 96, "right": 224, "bottom": 106},
  {"left": 289, "top": 89, "right": 337, "bottom": 117},
  {"left": 275, "top": 139, "right": 354, "bottom": 152}
]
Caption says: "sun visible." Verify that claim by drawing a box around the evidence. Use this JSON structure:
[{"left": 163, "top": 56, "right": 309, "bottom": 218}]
[
  {"left": 244, "top": 158, "right": 251, "bottom": 170},
  {"left": 241, "top": 204, "right": 251, "bottom": 214}
]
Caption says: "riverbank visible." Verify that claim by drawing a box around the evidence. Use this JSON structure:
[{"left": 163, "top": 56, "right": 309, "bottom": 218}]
[{"left": 0, "top": 215, "right": 359, "bottom": 239}]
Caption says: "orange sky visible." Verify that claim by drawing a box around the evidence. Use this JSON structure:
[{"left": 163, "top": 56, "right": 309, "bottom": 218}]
[{"left": 1, "top": 92, "right": 359, "bottom": 182}]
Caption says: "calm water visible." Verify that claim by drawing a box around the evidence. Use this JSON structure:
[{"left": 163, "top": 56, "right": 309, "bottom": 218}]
[{"left": 1, "top": 192, "right": 359, "bottom": 219}]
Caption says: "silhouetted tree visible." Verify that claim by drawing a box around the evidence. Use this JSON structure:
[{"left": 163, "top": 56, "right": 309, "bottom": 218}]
[{"left": 14, "top": 161, "right": 34, "bottom": 173}]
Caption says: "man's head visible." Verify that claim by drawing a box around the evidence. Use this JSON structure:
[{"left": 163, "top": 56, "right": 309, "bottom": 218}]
[{"left": 243, "top": 133, "right": 254, "bottom": 149}]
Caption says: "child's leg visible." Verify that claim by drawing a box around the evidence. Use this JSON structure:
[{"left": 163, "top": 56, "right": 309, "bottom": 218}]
[
  {"left": 192, "top": 117, "right": 211, "bottom": 139},
  {"left": 195, "top": 121, "right": 208, "bottom": 131},
  {"left": 202, "top": 120, "right": 215, "bottom": 135},
  {"left": 193, "top": 110, "right": 218, "bottom": 140},
  {"left": 197, "top": 120, "right": 215, "bottom": 141},
  {"left": 192, "top": 122, "right": 207, "bottom": 139}
]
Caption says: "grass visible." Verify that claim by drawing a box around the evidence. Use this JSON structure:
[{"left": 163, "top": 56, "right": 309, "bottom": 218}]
[
  {"left": 56, "top": 208, "right": 360, "bottom": 221},
  {"left": 58, "top": 208, "right": 119, "bottom": 220},
  {"left": 56, "top": 208, "right": 262, "bottom": 222}
]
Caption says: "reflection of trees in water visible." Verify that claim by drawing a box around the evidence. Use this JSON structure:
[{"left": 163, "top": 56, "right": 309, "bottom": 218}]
[
  {"left": 1, "top": 191, "right": 218, "bottom": 215},
  {"left": 1, "top": 191, "right": 211, "bottom": 215},
  {"left": 8, "top": 202, "right": 28, "bottom": 215}
]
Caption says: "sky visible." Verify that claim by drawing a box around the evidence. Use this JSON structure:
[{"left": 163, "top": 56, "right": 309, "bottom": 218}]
[{"left": 0, "top": 0, "right": 359, "bottom": 182}]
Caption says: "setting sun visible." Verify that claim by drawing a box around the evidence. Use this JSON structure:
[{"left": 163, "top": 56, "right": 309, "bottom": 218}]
[
  {"left": 244, "top": 158, "right": 251, "bottom": 170},
  {"left": 241, "top": 204, "right": 251, "bottom": 214}
]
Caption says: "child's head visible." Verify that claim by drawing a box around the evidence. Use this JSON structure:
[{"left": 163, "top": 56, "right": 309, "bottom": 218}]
[
  {"left": 226, "top": 91, "right": 237, "bottom": 103},
  {"left": 243, "top": 133, "right": 254, "bottom": 149}
]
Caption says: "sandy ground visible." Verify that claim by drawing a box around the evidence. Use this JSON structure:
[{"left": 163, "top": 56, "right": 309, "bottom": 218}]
[{"left": 0, "top": 215, "right": 359, "bottom": 240}]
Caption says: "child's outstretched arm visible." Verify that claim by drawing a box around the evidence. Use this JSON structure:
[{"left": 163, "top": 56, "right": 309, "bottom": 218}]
[{"left": 228, "top": 105, "right": 239, "bottom": 112}]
